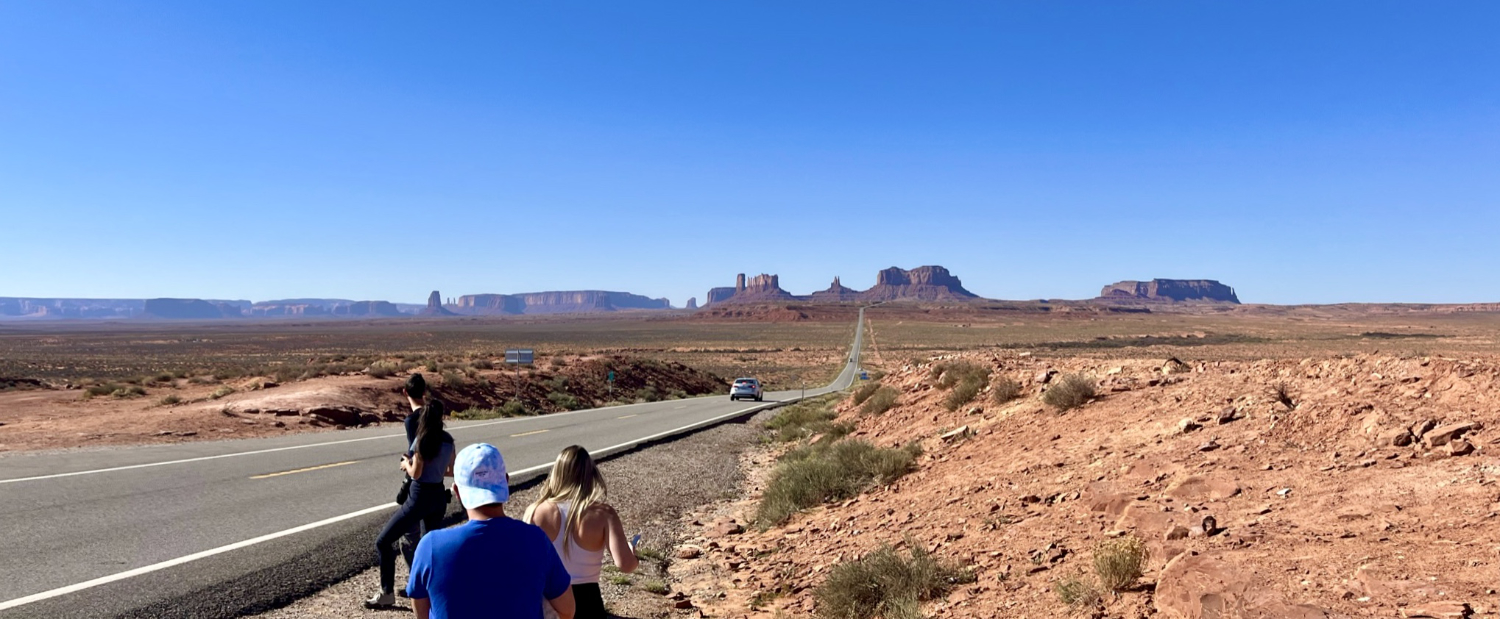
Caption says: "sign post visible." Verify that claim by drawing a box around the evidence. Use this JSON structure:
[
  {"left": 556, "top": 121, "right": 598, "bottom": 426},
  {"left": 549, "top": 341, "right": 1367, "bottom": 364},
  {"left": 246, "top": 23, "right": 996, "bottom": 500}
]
[
  {"left": 607, "top": 370, "right": 615, "bottom": 400},
  {"left": 504, "top": 349, "right": 534, "bottom": 401}
]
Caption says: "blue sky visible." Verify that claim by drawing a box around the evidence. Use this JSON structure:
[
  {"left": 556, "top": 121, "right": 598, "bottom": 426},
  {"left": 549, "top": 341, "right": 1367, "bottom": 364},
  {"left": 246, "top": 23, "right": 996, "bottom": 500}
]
[{"left": 2, "top": 2, "right": 1497, "bottom": 305}]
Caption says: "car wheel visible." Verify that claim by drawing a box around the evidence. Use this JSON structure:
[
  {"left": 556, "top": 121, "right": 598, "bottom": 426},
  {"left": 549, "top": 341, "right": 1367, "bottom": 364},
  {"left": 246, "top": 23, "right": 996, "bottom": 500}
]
[{"left": 756, "top": 396, "right": 763, "bottom": 402}]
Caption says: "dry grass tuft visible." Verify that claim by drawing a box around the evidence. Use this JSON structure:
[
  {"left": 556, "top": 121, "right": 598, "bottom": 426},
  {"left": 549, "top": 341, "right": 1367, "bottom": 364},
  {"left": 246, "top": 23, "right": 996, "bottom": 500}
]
[
  {"left": 1042, "top": 374, "right": 1095, "bottom": 410},
  {"left": 815, "top": 544, "right": 972, "bottom": 619},
  {"left": 860, "top": 386, "right": 899, "bottom": 416},
  {"left": 991, "top": 376, "right": 1022, "bottom": 404},
  {"left": 1093, "top": 535, "right": 1149, "bottom": 591}
]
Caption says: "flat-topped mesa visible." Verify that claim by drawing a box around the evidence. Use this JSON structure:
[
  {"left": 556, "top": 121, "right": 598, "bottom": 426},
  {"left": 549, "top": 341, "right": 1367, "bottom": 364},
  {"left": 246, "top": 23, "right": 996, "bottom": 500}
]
[
  {"left": 685, "top": 297, "right": 698, "bottom": 310},
  {"left": 1100, "top": 279, "right": 1240, "bottom": 303},
  {"left": 809, "top": 276, "right": 860, "bottom": 303},
  {"left": 142, "top": 298, "right": 246, "bottom": 319},
  {"left": 453, "top": 291, "right": 671, "bottom": 315},
  {"left": 705, "top": 273, "right": 797, "bottom": 305},
  {"left": 331, "top": 300, "right": 405, "bottom": 316},
  {"left": 419, "top": 290, "right": 458, "bottom": 316},
  {"left": 861, "top": 265, "right": 977, "bottom": 302}
]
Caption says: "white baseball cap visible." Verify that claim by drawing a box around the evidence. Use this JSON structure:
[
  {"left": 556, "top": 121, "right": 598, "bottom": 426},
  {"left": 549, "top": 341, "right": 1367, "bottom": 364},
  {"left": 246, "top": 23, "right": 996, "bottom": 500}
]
[{"left": 454, "top": 443, "right": 509, "bottom": 508}]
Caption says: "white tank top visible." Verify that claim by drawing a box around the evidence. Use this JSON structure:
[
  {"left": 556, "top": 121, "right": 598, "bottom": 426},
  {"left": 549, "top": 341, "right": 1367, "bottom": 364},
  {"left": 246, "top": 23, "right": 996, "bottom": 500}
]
[{"left": 551, "top": 501, "right": 603, "bottom": 585}]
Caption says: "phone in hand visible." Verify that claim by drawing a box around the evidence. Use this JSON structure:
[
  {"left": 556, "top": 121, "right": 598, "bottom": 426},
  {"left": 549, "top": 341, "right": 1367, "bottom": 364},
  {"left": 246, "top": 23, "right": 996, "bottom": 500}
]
[{"left": 630, "top": 534, "right": 641, "bottom": 550}]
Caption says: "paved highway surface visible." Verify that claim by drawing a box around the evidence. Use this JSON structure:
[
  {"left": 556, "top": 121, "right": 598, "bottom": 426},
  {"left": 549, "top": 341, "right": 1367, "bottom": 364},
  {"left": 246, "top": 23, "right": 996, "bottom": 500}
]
[{"left": 0, "top": 309, "right": 864, "bottom": 618}]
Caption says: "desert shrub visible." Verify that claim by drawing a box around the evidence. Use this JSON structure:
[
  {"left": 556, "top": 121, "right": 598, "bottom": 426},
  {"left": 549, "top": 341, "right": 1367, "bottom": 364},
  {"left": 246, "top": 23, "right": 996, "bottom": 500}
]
[
  {"left": 111, "top": 385, "right": 147, "bottom": 398},
  {"left": 84, "top": 383, "right": 121, "bottom": 398},
  {"left": 1093, "top": 535, "right": 1149, "bottom": 591},
  {"left": 860, "top": 386, "right": 899, "bottom": 416},
  {"left": 635, "top": 386, "right": 661, "bottom": 402},
  {"left": 365, "top": 364, "right": 394, "bottom": 379},
  {"left": 1043, "top": 374, "right": 1095, "bottom": 410},
  {"left": 764, "top": 395, "right": 850, "bottom": 442},
  {"left": 547, "top": 391, "right": 581, "bottom": 410},
  {"left": 667, "top": 388, "right": 688, "bottom": 400},
  {"left": 1271, "top": 381, "right": 1296, "bottom": 409},
  {"left": 815, "top": 544, "right": 971, "bottom": 619},
  {"left": 549, "top": 357, "right": 568, "bottom": 368},
  {"left": 852, "top": 382, "right": 883, "bottom": 405},
  {"left": 1055, "top": 573, "right": 1102, "bottom": 608},
  {"left": 150, "top": 372, "right": 176, "bottom": 384},
  {"left": 210, "top": 385, "right": 235, "bottom": 400},
  {"left": 543, "top": 376, "right": 568, "bottom": 392},
  {"left": 470, "top": 358, "right": 494, "bottom": 370},
  {"left": 757, "top": 440, "right": 920, "bottom": 526},
  {"left": 991, "top": 377, "right": 1022, "bottom": 404},
  {"left": 932, "top": 360, "right": 989, "bottom": 390},
  {"left": 441, "top": 370, "right": 468, "bottom": 387},
  {"left": 638, "top": 579, "right": 669, "bottom": 595},
  {"left": 453, "top": 400, "right": 531, "bottom": 420},
  {"left": 943, "top": 379, "right": 984, "bottom": 411},
  {"left": 157, "top": 394, "right": 182, "bottom": 406},
  {"left": 424, "top": 361, "right": 439, "bottom": 373}
]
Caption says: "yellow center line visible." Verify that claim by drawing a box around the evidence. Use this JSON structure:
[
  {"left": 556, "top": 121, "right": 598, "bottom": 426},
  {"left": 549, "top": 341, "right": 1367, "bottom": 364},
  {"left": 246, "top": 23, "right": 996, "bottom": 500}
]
[
  {"left": 250, "top": 461, "right": 358, "bottom": 480},
  {"left": 511, "top": 429, "right": 549, "bottom": 438},
  {"left": 616, "top": 414, "right": 638, "bottom": 419}
]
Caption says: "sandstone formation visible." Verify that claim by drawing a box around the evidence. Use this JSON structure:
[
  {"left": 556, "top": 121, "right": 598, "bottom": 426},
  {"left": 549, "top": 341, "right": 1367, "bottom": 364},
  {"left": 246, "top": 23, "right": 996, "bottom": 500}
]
[
  {"left": 685, "top": 297, "right": 698, "bottom": 310},
  {"left": 705, "top": 287, "right": 739, "bottom": 305},
  {"left": 703, "top": 273, "right": 797, "bottom": 305},
  {"left": 142, "top": 298, "right": 245, "bottom": 319},
  {"left": 248, "top": 303, "right": 330, "bottom": 317},
  {"left": 808, "top": 276, "right": 860, "bottom": 303},
  {"left": 419, "top": 290, "right": 458, "bottom": 316},
  {"left": 453, "top": 291, "right": 671, "bottom": 315},
  {"left": 1101, "top": 279, "right": 1240, "bottom": 303},
  {"left": 329, "top": 301, "right": 404, "bottom": 317},
  {"left": 0, "top": 298, "right": 147, "bottom": 319},
  {"left": 859, "top": 265, "right": 977, "bottom": 301}
]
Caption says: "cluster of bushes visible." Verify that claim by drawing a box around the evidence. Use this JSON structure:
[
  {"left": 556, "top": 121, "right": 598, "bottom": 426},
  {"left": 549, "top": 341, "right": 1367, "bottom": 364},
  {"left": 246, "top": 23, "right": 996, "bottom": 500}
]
[
  {"left": 83, "top": 382, "right": 147, "bottom": 399},
  {"left": 858, "top": 385, "right": 899, "bottom": 416},
  {"left": 756, "top": 439, "right": 920, "bottom": 527},
  {"left": 815, "top": 544, "right": 973, "bottom": 619},
  {"left": 453, "top": 400, "right": 532, "bottom": 420},
  {"left": 763, "top": 394, "right": 852, "bottom": 443},
  {"left": 932, "top": 361, "right": 991, "bottom": 411}
]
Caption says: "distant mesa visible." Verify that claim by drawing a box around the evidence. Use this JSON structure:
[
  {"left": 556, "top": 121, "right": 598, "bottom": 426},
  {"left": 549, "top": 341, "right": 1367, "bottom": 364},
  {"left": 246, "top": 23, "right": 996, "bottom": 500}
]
[
  {"left": 685, "top": 297, "right": 698, "bottom": 310},
  {"left": 330, "top": 300, "right": 405, "bottom": 317},
  {"left": 0, "top": 298, "right": 144, "bottom": 319},
  {"left": 143, "top": 298, "right": 246, "bottom": 320},
  {"left": 809, "top": 276, "right": 860, "bottom": 303},
  {"left": 705, "top": 266, "right": 976, "bottom": 305},
  {"left": 419, "top": 291, "right": 458, "bottom": 316},
  {"left": 862, "top": 266, "right": 977, "bottom": 302},
  {"left": 1099, "top": 279, "right": 1240, "bottom": 303},
  {"left": 452, "top": 291, "right": 671, "bottom": 315}
]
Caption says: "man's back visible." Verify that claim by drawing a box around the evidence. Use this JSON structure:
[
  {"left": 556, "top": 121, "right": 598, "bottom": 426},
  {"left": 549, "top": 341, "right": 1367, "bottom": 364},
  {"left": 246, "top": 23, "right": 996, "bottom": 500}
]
[{"left": 408, "top": 517, "right": 571, "bottom": 619}]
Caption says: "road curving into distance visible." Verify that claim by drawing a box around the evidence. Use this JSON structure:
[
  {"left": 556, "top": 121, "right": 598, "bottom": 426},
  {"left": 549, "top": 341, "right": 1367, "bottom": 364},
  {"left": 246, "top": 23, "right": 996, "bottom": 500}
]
[{"left": 0, "top": 308, "right": 865, "bottom": 618}]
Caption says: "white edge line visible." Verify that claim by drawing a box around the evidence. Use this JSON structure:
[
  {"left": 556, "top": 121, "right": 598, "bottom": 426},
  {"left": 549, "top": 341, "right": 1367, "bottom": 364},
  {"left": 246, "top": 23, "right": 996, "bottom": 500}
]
[{"left": 0, "top": 315, "right": 863, "bottom": 609}]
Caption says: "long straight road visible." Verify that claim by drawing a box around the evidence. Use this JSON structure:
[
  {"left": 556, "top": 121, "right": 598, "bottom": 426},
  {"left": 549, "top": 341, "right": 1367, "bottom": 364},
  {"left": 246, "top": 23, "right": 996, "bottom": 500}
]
[{"left": 0, "top": 309, "right": 864, "bottom": 618}]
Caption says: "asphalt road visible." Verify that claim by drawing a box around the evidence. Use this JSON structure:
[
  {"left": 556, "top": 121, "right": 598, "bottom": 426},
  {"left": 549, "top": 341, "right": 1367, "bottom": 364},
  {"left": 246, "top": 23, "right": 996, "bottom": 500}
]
[{"left": 0, "top": 309, "right": 864, "bottom": 618}]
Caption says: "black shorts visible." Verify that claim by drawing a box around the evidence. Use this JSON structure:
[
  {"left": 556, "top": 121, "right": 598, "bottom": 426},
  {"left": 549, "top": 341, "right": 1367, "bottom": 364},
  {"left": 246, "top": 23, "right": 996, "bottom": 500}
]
[{"left": 572, "top": 582, "right": 606, "bottom": 619}]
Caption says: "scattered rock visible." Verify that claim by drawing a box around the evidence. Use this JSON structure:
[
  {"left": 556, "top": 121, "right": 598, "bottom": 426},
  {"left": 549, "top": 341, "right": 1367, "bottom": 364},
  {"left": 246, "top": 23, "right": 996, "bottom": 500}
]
[
  {"left": 713, "top": 521, "right": 745, "bottom": 536},
  {"left": 1447, "top": 440, "right": 1475, "bottom": 457},
  {"left": 1424, "top": 422, "right": 1475, "bottom": 447},
  {"left": 941, "top": 425, "right": 972, "bottom": 442},
  {"left": 676, "top": 546, "right": 702, "bottom": 560},
  {"left": 1401, "top": 601, "right": 1473, "bottom": 618},
  {"left": 1179, "top": 418, "right": 1203, "bottom": 434},
  {"left": 1165, "top": 525, "right": 1191, "bottom": 540},
  {"left": 1215, "top": 406, "right": 1238, "bottom": 424},
  {"left": 1034, "top": 369, "right": 1057, "bottom": 384},
  {"left": 1378, "top": 428, "right": 1415, "bottom": 448},
  {"left": 1198, "top": 439, "right": 1221, "bottom": 452}
]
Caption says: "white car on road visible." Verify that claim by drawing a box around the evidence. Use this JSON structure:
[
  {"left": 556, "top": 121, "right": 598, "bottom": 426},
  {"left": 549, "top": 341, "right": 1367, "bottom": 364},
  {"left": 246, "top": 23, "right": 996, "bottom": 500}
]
[{"left": 730, "top": 377, "right": 763, "bottom": 401}]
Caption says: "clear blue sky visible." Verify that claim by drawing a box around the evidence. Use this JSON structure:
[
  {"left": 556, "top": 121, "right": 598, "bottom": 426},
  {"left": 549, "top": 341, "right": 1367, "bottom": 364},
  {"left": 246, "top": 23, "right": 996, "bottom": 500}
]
[{"left": 3, "top": 2, "right": 1497, "bottom": 305}]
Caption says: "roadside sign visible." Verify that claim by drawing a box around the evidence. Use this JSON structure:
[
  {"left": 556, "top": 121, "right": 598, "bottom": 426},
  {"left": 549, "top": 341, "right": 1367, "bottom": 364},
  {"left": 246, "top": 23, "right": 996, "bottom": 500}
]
[
  {"left": 608, "top": 371, "right": 615, "bottom": 382},
  {"left": 860, "top": 371, "right": 869, "bottom": 380},
  {"left": 505, "top": 349, "right": 534, "bottom": 365}
]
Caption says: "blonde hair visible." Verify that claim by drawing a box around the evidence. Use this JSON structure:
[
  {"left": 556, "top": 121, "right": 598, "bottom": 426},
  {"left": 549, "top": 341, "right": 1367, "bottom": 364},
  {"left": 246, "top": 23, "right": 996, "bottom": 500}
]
[{"left": 526, "top": 445, "right": 607, "bottom": 556}]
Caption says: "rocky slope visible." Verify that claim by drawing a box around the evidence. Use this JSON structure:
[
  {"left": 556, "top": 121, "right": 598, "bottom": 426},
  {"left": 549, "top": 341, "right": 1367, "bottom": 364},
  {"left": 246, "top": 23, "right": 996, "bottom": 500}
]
[
  {"left": 1101, "top": 279, "right": 1240, "bottom": 303},
  {"left": 670, "top": 352, "right": 1500, "bottom": 618}
]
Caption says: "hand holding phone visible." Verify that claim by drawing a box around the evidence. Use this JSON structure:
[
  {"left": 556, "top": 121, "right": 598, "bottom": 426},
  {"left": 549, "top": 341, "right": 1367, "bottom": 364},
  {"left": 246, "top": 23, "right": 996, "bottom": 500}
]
[{"left": 629, "top": 534, "right": 641, "bottom": 550}]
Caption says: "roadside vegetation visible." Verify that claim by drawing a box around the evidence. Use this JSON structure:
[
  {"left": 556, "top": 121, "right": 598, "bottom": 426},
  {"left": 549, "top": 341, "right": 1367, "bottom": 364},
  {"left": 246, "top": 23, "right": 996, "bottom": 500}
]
[
  {"left": 763, "top": 394, "right": 851, "bottom": 442},
  {"left": 1054, "top": 535, "right": 1149, "bottom": 610},
  {"left": 931, "top": 360, "right": 991, "bottom": 411},
  {"left": 815, "top": 543, "right": 973, "bottom": 619},
  {"left": 1042, "top": 373, "right": 1096, "bottom": 410},
  {"left": 859, "top": 385, "right": 899, "bottom": 415}
]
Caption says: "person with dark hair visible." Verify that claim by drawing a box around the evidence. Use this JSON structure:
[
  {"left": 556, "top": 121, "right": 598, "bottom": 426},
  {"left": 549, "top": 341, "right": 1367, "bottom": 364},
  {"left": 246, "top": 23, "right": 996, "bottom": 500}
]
[
  {"left": 367, "top": 400, "right": 455, "bottom": 609},
  {"left": 402, "top": 373, "right": 428, "bottom": 449}
]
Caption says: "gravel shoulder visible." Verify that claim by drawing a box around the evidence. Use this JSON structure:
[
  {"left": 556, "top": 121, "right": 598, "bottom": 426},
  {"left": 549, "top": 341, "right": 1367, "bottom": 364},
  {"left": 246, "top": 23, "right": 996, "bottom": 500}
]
[{"left": 250, "top": 409, "right": 777, "bottom": 619}]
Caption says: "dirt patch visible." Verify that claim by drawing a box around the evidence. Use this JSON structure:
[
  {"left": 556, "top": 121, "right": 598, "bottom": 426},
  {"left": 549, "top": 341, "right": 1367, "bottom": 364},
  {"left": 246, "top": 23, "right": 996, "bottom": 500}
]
[{"left": 248, "top": 409, "right": 777, "bottom": 619}]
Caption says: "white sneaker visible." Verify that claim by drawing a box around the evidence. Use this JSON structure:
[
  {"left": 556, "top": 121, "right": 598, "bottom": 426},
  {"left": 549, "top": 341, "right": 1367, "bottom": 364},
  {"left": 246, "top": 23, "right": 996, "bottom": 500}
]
[{"left": 364, "top": 591, "right": 396, "bottom": 608}]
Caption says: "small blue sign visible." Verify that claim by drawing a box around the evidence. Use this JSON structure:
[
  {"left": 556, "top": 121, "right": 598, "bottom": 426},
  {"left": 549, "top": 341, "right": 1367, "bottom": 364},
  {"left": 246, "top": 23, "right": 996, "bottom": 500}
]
[{"left": 860, "top": 372, "right": 869, "bottom": 380}]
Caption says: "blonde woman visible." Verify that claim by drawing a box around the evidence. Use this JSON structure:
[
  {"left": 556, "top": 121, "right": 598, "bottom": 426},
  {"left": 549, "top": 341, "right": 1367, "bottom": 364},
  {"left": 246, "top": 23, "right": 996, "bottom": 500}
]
[{"left": 524, "top": 445, "right": 638, "bottom": 618}]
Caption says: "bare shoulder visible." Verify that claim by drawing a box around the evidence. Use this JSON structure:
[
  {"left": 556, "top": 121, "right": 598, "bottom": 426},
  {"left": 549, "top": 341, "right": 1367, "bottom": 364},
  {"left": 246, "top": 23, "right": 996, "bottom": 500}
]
[{"left": 581, "top": 501, "right": 620, "bottom": 522}]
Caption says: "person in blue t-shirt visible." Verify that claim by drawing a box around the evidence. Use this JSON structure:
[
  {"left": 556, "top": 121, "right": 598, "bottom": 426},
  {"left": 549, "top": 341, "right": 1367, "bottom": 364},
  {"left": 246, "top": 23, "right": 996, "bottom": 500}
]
[{"left": 408, "top": 442, "right": 575, "bottom": 619}]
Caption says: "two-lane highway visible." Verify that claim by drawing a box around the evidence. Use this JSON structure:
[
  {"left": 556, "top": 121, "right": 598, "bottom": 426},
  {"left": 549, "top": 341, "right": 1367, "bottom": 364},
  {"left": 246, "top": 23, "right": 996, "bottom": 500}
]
[{"left": 0, "top": 309, "right": 864, "bottom": 618}]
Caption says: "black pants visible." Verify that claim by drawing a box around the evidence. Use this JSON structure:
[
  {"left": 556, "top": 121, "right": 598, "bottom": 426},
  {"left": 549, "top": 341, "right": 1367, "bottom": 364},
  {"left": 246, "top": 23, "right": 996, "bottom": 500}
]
[
  {"left": 572, "top": 582, "right": 606, "bottom": 619},
  {"left": 376, "top": 482, "right": 447, "bottom": 593}
]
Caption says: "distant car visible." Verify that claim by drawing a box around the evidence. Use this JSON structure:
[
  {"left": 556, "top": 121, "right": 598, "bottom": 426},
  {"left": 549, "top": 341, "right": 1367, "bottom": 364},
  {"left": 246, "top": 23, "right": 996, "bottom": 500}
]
[{"left": 730, "top": 377, "right": 763, "bottom": 402}]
